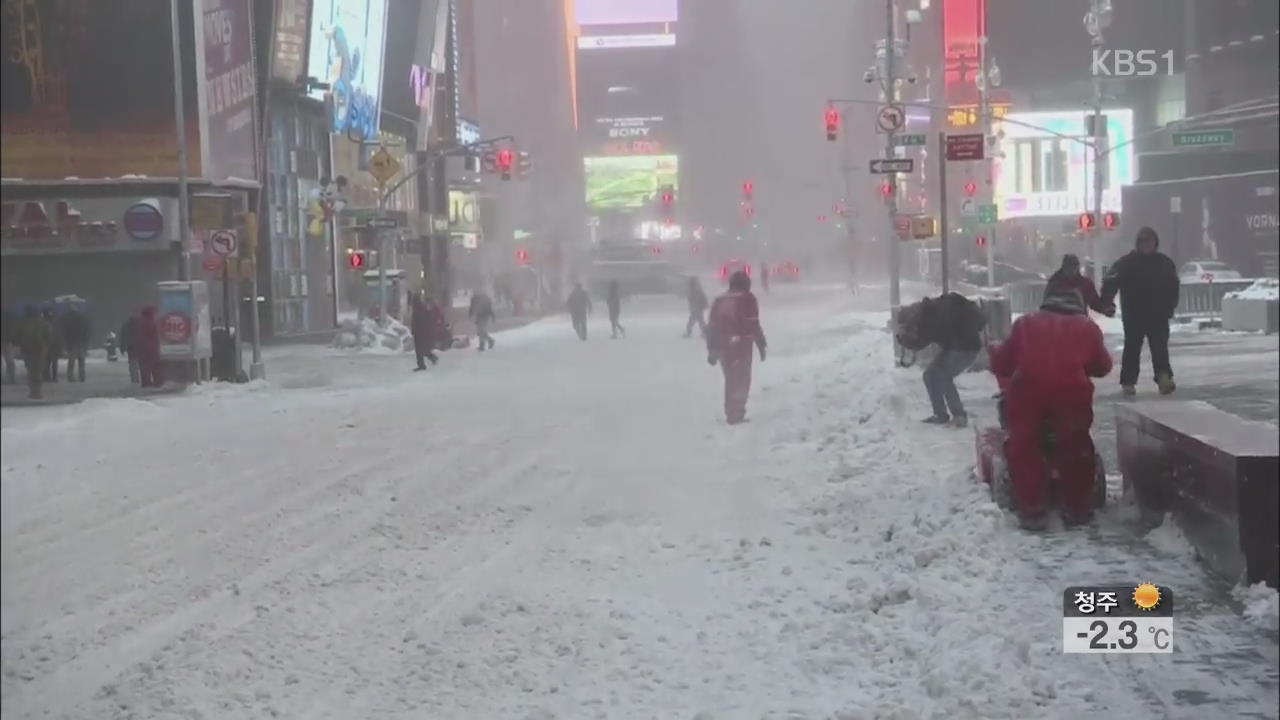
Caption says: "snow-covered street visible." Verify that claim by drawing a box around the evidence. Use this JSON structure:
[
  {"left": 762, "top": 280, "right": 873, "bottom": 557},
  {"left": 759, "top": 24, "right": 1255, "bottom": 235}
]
[{"left": 3, "top": 284, "right": 1277, "bottom": 720}]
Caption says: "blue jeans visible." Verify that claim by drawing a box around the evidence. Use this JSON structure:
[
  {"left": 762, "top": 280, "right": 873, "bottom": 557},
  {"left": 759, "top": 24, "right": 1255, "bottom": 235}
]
[{"left": 923, "top": 349, "right": 978, "bottom": 418}]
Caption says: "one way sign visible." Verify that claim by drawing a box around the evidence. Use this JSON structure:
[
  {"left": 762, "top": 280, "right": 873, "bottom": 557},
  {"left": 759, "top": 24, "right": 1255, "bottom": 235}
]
[{"left": 869, "top": 158, "right": 914, "bottom": 174}]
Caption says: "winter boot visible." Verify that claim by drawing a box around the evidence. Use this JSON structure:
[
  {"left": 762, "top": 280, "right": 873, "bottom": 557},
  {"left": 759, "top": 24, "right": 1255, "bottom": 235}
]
[
  {"left": 951, "top": 413, "right": 969, "bottom": 428},
  {"left": 1062, "top": 510, "right": 1094, "bottom": 528},
  {"left": 922, "top": 414, "right": 951, "bottom": 425},
  {"left": 1121, "top": 384, "right": 1137, "bottom": 398},
  {"left": 1156, "top": 374, "right": 1176, "bottom": 395},
  {"left": 1018, "top": 512, "right": 1050, "bottom": 531}
]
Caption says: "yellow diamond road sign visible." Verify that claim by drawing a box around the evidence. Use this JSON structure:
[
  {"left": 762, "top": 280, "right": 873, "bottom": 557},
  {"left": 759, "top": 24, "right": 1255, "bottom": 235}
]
[{"left": 368, "top": 147, "right": 401, "bottom": 186}]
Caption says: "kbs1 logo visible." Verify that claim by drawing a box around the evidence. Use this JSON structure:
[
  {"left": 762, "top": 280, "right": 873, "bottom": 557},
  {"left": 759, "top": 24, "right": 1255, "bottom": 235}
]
[{"left": 1092, "top": 49, "right": 1175, "bottom": 77}]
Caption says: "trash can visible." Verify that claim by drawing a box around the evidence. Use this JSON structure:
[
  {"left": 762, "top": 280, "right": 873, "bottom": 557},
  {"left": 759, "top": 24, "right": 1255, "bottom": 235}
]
[{"left": 211, "top": 325, "right": 237, "bottom": 381}]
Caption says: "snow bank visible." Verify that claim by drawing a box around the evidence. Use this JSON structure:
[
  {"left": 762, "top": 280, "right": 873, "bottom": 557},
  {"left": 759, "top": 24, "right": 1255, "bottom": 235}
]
[
  {"left": 1143, "top": 516, "right": 1197, "bottom": 558},
  {"left": 1232, "top": 582, "right": 1280, "bottom": 631},
  {"left": 1224, "top": 277, "right": 1280, "bottom": 301},
  {"left": 331, "top": 316, "right": 412, "bottom": 353}
]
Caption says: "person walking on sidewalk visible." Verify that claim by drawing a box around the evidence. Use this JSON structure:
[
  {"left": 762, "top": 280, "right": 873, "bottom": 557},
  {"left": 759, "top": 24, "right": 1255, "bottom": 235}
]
[
  {"left": 2, "top": 306, "right": 16, "bottom": 385},
  {"left": 468, "top": 289, "right": 497, "bottom": 352},
  {"left": 137, "top": 306, "right": 164, "bottom": 387},
  {"left": 410, "top": 292, "right": 447, "bottom": 370},
  {"left": 1101, "top": 226, "right": 1180, "bottom": 397},
  {"left": 606, "top": 280, "right": 626, "bottom": 339},
  {"left": 706, "top": 270, "right": 767, "bottom": 425},
  {"left": 15, "top": 306, "right": 51, "bottom": 399},
  {"left": 684, "top": 276, "right": 708, "bottom": 338},
  {"left": 567, "top": 282, "right": 592, "bottom": 341},
  {"left": 120, "top": 313, "right": 141, "bottom": 384},
  {"left": 62, "top": 306, "right": 91, "bottom": 383}
]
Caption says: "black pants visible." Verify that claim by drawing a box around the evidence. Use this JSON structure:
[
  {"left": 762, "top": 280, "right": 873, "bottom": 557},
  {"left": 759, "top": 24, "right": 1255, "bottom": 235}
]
[
  {"left": 1120, "top": 319, "right": 1172, "bottom": 386},
  {"left": 609, "top": 313, "right": 624, "bottom": 338},
  {"left": 571, "top": 314, "right": 588, "bottom": 341},
  {"left": 685, "top": 311, "right": 706, "bottom": 338},
  {"left": 414, "top": 338, "right": 439, "bottom": 369}
]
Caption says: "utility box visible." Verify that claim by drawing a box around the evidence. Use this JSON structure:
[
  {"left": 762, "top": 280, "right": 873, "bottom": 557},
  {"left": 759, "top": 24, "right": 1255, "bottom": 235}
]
[{"left": 157, "top": 281, "right": 212, "bottom": 361}]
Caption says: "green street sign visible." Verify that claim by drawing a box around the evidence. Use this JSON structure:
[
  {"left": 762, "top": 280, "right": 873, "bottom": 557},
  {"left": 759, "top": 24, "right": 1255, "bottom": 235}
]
[
  {"left": 977, "top": 204, "right": 998, "bottom": 225},
  {"left": 1172, "top": 130, "right": 1235, "bottom": 148},
  {"left": 892, "top": 134, "right": 927, "bottom": 147}
]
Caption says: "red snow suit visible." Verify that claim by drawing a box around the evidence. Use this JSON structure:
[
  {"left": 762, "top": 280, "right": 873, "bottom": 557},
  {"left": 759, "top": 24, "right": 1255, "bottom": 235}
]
[
  {"left": 137, "top": 307, "right": 164, "bottom": 387},
  {"left": 707, "top": 290, "right": 766, "bottom": 424},
  {"left": 988, "top": 309, "right": 1113, "bottom": 518}
]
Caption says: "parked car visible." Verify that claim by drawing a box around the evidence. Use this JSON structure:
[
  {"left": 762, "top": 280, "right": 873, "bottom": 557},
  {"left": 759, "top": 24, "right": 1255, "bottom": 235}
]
[
  {"left": 769, "top": 261, "right": 802, "bottom": 283},
  {"left": 1179, "top": 260, "right": 1243, "bottom": 282}
]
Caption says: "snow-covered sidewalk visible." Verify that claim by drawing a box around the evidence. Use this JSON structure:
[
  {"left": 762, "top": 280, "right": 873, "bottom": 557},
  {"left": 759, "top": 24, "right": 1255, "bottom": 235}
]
[{"left": 2, "top": 285, "right": 1276, "bottom": 719}]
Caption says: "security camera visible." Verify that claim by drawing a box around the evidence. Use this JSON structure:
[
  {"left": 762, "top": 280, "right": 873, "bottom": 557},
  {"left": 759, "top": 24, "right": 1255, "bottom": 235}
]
[{"left": 863, "top": 69, "right": 876, "bottom": 84}]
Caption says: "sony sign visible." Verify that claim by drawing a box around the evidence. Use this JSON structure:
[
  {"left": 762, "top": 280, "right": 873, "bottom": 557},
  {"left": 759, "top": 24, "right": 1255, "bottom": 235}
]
[{"left": 609, "top": 127, "right": 651, "bottom": 138}]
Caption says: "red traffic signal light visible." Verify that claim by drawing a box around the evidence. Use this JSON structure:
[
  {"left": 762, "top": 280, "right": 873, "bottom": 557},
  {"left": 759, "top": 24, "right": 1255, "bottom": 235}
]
[
  {"left": 964, "top": 180, "right": 977, "bottom": 196},
  {"left": 1078, "top": 212, "right": 1097, "bottom": 231},
  {"left": 661, "top": 190, "right": 674, "bottom": 206},
  {"left": 348, "top": 250, "right": 367, "bottom": 269},
  {"left": 825, "top": 106, "right": 840, "bottom": 142},
  {"left": 650, "top": 245, "right": 663, "bottom": 256},
  {"left": 818, "top": 214, "right": 828, "bottom": 223},
  {"left": 976, "top": 235, "right": 988, "bottom": 248},
  {"left": 879, "top": 181, "right": 894, "bottom": 199},
  {"left": 515, "top": 247, "right": 529, "bottom": 265},
  {"left": 496, "top": 149, "right": 514, "bottom": 180},
  {"left": 1102, "top": 211, "right": 1120, "bottom": 230},
  {"left": 742, "top": 181, "right": 754, "bottom": 199}
]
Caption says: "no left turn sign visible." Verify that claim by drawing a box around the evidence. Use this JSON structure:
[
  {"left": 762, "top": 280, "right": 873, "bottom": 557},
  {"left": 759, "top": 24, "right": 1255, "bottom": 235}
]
[
  {"left": 209, "top": 229, "right": 238, "bottom": 257},
  {"left": 877, "top": 104, "right": 906, "bottom": 133}
]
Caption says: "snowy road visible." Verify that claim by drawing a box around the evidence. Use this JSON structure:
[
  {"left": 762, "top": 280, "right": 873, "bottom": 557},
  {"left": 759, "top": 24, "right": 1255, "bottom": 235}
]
[{"left": 3, "top": 284, "right": 1277, "bottom": 719}]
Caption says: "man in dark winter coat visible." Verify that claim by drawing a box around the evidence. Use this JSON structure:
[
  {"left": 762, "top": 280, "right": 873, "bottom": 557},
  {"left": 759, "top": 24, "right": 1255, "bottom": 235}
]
[
  {"left": 566, "top": 283, "right": 592, "bottom": 341},
  {"left": 1101, "top": 227, "right": 1180, "bottom": 396},
  {"left": 706, "top": 270, "right": 767, "bottom": 425},
  {"left": 1044, "top": 254, "right": 1112, "bottom": 315},
  {"left": 15, "top": 307, "right": 51, "bottom": 399},
  {"left": 684, "top": 277, "right": 708, "bottom": 338},
  {"left": 410, "top": 293, "right": 447, "bottom": 370},
  {"left": 468, "top": 289, "right": 496, "bottom": 352},
  {"left": 137, "top": 306, "right": 164, "bottom": 387},
  {"left": 606, "top": 281, "right": 625, "bottom": 339},
  {"left": 896, "top": 293, "right": 987, "bottom": 427},
  {"left": 62, "top": 307, "right": 91, "bottom": 382},
  {"left": 989, "top": 288, "right": 1113, "bottom": 530}
]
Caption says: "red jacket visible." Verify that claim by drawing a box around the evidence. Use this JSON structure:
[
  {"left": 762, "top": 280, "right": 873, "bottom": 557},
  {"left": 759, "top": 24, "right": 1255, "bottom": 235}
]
[
  {"left": 411, "top": 301, "right": 447, "bottom": 342},
  {"left": 137, "top": 307, "right": 161, "bottom": 363},
  {"left": 989, "top": 309, "right": 1112, "bottom": 391},
  {"left": 1045, "top": 271, "right": 1108, "bottom": 314},
  {"left": 707, "top": 290, "right": 766, "bottom": 352}
]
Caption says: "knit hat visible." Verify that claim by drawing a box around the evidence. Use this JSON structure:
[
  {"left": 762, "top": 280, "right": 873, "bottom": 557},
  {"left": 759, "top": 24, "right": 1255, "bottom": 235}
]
[{"left": 1041, "top": 287, "right": 1085, "bottom": 314}]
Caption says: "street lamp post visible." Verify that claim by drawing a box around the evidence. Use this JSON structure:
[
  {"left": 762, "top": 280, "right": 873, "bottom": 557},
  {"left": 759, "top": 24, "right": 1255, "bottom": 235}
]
[
  {"left": 976, "top": 36, "right": 1002, "bottom": 289},
  {"left": 1085, "top": 0, "right": 1113, "bottom": 287}
]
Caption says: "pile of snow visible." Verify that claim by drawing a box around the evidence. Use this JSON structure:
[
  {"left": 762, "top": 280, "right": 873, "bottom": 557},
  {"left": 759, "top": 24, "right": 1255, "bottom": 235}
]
[
  {"left": 1223, "top": 277, "right": 1280, "bottom": 301},
  {"left": 1232, "top": 582, "right": 1280, "bottom": 631},
  {"left": 331, "top": 316, "right": 412, "bottom": 353}
]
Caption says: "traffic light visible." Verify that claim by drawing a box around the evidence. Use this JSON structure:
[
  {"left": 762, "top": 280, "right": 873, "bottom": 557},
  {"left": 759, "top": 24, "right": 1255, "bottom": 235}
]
[
  {"left": 650, "top": 245, "right": 663, "bottom": 256},
  {"left": 818, "top": 214, "right": 828, "bottom": 224},
  {"left": 879, "top": 180, "right": 895, "bottom": 199},
  {"left": 825, "top": 106, "right": 840, "bottom": 142},
  {"left": 976, "top": 235, "right": 988, "bottom": 248},
  {"left": 496, "top": 149, "right": 514, "bottom": 180},
  {"left": 661, "top": 189, "right": 675, "bottom": 207},
  {"left": 517, "top": 151, "right": 532, "bottom": 180},
  {"left": 1102, "top": 211, "right": 1120, "bottom": 230},
  {"left": 515, "top": 247, "right": 530, "bottom": 265},
  {"left": 348, "top": 250, "right": 368, "bottom": 269},
  {"left": 742, "top": 181, "right": 754, "bottom": 200},
  {"left": 964, "top": 180, "right": 978, "bottom": 196},
  {"left": 1078, "top": 212, "right": 1097, "bottom": 231}
]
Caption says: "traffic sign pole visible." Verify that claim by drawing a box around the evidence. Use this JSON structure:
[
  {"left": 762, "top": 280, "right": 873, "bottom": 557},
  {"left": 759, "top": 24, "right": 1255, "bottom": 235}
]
[{"left": 937, "top": 131, "right": 950, "bottom": 294}]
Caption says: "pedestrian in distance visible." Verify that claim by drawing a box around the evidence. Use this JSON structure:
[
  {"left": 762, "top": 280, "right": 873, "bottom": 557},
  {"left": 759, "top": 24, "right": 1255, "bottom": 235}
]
[
  {"left": 136, "top": 306, "right": 164, "bottom": 387},
  {"left": 706, "top": 270, "right": 767, "bottom": 425},
  {"left": 1, "top": 306, "right": 16, "bottom": 385},
  {"left": 1100, "top": 226, "right": 1180, "bottom": 397},
  {"left": 42, "top": 306, "right": 62, "bottom": 383},
  {"left": 62, "top": 305, "right": 91, "bottom": 383},
  {"left": 759, "top": 263, "right": 770, "bottom": 294},
  {"left": 15, "top": 306, "right": 51, "bottom": 399},
  {"left": 567, "top": 282, "right": 592, "bottom": 341},
  {"left": 410, "top": 292, "right": 447, "bottom": 370},
  {"left": 120, "top": 313, "right": 141, "bottom": 384},
  {"left": 468, "top": 288, "right": 497, "bottom": 352},
  {"left": 684, "top": 276, "right": 708, "bottom": 338},
  {"left": 606, "top": 280, "right": 625, "bottom": 339},
  {"left": 988, "top": 288, "right": 1114, "bottom": 530},
  {"left": 1043, "top": 254, "right": 1113, "bottom": 316},
  {"left": 896, "top": 292, "right": 988, "bottom": 428}
]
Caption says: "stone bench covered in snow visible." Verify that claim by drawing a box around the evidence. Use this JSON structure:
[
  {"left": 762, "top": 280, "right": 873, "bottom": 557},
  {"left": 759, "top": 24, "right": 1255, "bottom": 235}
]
[
  {"left": 1117, "top": 400, "right": 1278, "bottom": 589},
  {"left": 1221, "top": 278, "right": 1280, "bottom": 333}
]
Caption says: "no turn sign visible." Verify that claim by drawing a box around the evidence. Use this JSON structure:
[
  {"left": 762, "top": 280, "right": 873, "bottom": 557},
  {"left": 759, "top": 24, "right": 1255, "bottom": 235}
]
[
  {"left": 876, "top": 104, "right": 906, "bottom": 133},
  {"left": 209, "top": 229, "right": 238, "bottom": 257}
]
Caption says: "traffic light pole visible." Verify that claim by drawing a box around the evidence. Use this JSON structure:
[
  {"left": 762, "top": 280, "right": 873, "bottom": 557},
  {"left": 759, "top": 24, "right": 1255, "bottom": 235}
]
[
  {"left": 882, "top": 0, "right": 902, "bottom": 324},
  {"left": 937, "top": 131, "right": 950, "bottom": 294}
]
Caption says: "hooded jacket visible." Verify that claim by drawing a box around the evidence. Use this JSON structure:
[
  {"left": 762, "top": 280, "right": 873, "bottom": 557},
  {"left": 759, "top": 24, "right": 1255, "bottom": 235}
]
[
  {"left": 989, "top": 290, "right": 1112, "bottom": 392},
  {"left": 1101, "top": 231, "right": 1179, "bottom": 321}
]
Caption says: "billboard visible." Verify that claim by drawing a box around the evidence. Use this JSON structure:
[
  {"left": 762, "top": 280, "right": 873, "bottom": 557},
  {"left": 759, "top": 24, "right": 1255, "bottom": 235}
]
[
  {"left": 307, "top": 0, "right": 388, "bottom": 142},
  {"left": 578, "top": 34, "right": 676, "bottom": 50},
  {"left": 199, "top": 0, "right": 259, "bottom": 183},
  {"left": 584, "top": 154, "right": 678, "bottom": 209},
  {"left": 943, "top": 0, "right": 984, "bottom": 107},
  {"left": 0, "top": 0, "right": 201, "bottom": 181},
  {"left": 272, "top": 0, "right": 312, "bottom": 83},
  {"left": 576, "top": 0, "right": 678, "bottom": 26},
  {"left": 995, "top": 109, "right": 1135, "bottom": 219},
  {"left": 575, "top": 46, "right": 679, "bottom": 155}
]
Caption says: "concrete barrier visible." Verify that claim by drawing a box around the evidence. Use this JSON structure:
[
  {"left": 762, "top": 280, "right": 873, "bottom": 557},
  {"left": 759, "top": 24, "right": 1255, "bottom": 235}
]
[
  {"left": 1171, "top": 279, "right": 1256, "bottom": 318},
  {"left": 1222, "top": 297, "right": 1280, "bottom": 333},
  {"left": 1117, "top": 401, "right": 1279, "bottom": 588}
]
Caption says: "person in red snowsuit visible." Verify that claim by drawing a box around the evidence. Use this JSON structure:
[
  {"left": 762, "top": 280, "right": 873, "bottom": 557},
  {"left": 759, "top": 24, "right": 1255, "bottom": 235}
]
[
  {"left": 1042, "top": 254, "right": 1114, "bottom": 316},
  {"left": 136, "top": 307, "right": 164, "bottom": 387},
  {"left": 410, "top": 293, "right": 448, "bottom": 370},
  {"left": 988, "top": 288, "right": 1113, "bottom": 529},
  {"left": 706, "top": 270, "right": 767, "bottom": 425}
]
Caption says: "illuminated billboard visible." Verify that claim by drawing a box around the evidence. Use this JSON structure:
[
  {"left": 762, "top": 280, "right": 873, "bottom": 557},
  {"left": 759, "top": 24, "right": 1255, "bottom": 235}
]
[
  {"left": 307, "top": 0, "right": 388, "bottom": 142},
  {"left": 995, "top": 109, "right": 1134, "bottom": 219},
  {"left": 584, "top": 155, "right": 678, "bottom": 209},
  {"left": 576, "top": 0, "right": 677, "bottom": 26}
]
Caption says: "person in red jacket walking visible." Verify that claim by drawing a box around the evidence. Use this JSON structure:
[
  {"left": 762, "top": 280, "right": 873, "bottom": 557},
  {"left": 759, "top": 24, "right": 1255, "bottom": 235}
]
[
  {"left": 410, "top": 292, "right": 448, "bottom": 370},
  {"left": 989, "top": 288, "right": 1113, "bottom": 530},
  {"left": 706, "top": 270, "right": 767, "bottom": 425},
  {"left": 1043, "top": 254, "right": 1114, "bottom": 316},
  {"left": 136, "top": 306, "right": 164, "bottom": 387}
]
